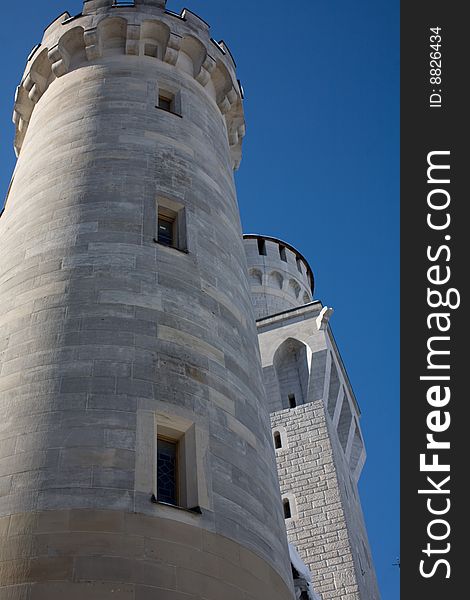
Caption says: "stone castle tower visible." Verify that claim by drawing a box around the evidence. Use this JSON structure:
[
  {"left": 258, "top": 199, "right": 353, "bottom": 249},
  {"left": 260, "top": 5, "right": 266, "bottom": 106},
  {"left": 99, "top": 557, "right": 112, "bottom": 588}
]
[
  {"left": 0, "top": 1, "right": 294, "bottom": 598},
  {"left": 244, "top": 235, "right": 381, "bottom": 600},
  {"left": 0, "top": 2, "right": 381, "bottom": 600}
]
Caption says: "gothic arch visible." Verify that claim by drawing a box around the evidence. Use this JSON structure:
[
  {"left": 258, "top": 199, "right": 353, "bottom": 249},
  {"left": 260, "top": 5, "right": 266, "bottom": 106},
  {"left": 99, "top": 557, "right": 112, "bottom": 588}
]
[{"left": 273, "top": 338, "right": 310, "bottom": 409}]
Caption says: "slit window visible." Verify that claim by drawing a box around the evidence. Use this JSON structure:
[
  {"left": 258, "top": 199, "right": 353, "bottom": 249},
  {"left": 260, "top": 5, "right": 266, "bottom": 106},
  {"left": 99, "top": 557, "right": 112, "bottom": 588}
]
[
  {"left": 279, "top": 245, "right": 287, "bottom": 262},
  {"left": 283, "top": 498, "right": 292, "bottom": 519},
  {"left": 257, "top": 238, "right": 267, "bottom": 256},
  {"left": 274, "top": 431, "right": 282, "bottom": 449},
  {"left": 157, "top": 438, "right": 178, "bottom": 506},
  {"left": 288, "top": 394, "right": 297, "bottom": 408}
]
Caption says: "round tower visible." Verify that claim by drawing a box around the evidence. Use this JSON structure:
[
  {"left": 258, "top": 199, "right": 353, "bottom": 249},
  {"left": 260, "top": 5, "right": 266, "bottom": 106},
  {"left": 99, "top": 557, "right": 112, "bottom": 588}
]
[
  {"left": 243, "top": 234, "right": 314, "bottom": 319},
  {"left": 0, "top": 2, "right": 293, "bottom": 598}
]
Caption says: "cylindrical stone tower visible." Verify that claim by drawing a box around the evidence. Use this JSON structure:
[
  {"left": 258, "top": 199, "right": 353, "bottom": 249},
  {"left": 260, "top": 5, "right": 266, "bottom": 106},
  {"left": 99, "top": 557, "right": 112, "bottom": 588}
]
[
  {"left": 243, "top": 234, "right": 314, "bottom": 319},
  {"left": 0, "top": 2, "right": 294, "bottom": 598}
]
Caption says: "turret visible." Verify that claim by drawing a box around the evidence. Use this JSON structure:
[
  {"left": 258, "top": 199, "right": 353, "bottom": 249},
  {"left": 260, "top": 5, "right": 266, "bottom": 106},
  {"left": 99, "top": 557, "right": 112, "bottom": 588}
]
[
  {"left": 244, "top": 233, "right": 380, "bottom": 599},
  {"left": 243, "top": 234, "right": 314, "bottom": 320},
  {"left": 0, "top": 2, "right": 293, "bottom": 598},
  {"left": 13, "top": 0, "right": 245, "bottom": 167}
]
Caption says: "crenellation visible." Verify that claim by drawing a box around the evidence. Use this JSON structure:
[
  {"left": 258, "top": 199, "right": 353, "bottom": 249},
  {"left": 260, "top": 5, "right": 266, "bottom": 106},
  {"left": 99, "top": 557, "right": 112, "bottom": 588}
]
[
  {"left": 43, "top": 12, "right": 72, "bottom": 36},
  {"left": 13, "top": 3, "right": 245, "bottom": 167},
  {"left": 181, "top": 8, "right": 210, "bottom": 33},
  {"left": 163, "top": 31, "right": 182, "bottom": 64}
]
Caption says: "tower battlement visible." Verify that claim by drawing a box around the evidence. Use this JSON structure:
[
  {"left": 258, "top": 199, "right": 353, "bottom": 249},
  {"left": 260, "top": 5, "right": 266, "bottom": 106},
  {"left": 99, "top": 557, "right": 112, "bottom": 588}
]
[
  {"left": 245, "top": 232, "right": 379, "bottom": 599},
  {"left": 244, "top": 234, "right": 314, "bottom": 320},
  {"left": 14, "top": 0, "right": 244, "bottom": 166},
  {"left": 83, "top": 0, "right": 167, "bottom": 13}
]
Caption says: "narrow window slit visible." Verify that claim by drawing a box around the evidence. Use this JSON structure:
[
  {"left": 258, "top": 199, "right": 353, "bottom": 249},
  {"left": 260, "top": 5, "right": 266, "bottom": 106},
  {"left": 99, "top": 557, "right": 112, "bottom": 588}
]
[
  {"left": 283, "top": 498, "right": 292, "bottom": 519},
  {"left": 257, "top": 238, "right": 267, "bottom": 256}
]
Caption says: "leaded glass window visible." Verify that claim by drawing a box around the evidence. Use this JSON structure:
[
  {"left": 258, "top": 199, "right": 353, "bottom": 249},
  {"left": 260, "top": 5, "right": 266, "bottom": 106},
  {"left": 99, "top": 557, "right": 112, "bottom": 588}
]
[{"left": 157, "top": 438, "right": 178, "bottom": 505}]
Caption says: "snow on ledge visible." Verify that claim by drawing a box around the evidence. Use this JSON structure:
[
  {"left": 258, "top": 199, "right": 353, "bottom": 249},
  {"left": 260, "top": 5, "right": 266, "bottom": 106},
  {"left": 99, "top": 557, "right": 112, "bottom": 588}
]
[{"left": 289, "top": 543, "right": 322, "bottom": 600}]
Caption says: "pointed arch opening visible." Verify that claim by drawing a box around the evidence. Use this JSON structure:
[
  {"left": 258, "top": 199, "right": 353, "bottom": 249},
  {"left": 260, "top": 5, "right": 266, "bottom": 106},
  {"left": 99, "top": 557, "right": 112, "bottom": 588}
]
[{"left": 273, "top": 338, "right": 310, "bottom": 409}]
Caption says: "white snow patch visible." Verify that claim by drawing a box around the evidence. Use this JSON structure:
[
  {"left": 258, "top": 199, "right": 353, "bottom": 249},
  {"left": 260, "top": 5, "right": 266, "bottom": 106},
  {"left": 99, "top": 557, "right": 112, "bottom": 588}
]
[{"left": 288, "top": 543, "right": 322, "bottom": 600}]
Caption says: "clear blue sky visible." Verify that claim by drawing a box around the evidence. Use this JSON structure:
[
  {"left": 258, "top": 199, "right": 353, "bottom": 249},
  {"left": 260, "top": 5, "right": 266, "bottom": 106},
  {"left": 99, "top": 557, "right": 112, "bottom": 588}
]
[{"left": 0, "top": 1, "right": 399, "bottom": 598}]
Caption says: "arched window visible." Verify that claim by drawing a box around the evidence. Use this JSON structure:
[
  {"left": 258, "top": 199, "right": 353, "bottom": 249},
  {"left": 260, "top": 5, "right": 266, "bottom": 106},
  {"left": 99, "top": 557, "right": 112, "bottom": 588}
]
[
  {"left": 283, "top": 498, "right": 292, "bottom": 519},
  {"left": 273, "top": 338, "right": 310, "bottom": 409},
  {"left": 272, "top": 426, "right": 288, "bottom": 451}
]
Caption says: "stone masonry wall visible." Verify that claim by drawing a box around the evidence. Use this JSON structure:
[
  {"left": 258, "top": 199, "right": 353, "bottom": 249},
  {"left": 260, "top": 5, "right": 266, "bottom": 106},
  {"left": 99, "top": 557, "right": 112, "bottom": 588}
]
[
  {"left": 257, "top": 306, "right": 380, "bottom": 600},
  {"left": 272, "top": 402, "right": 360, "bottom": 600}
]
